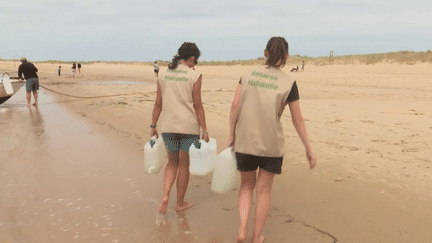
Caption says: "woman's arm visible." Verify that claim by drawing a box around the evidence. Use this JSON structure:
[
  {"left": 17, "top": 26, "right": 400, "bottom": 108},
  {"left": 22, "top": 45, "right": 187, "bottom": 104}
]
[
  {"left": 277, "top": 102, "right": 288, "bottom": 119},
  {"left": 288, "top": 100, "right": 316, "bottom": 169},
  {"left": 228, "top": 83, "right": 242, "bottom": 147},
  {"left": 149, "top": 81, "right": 162, "bottom": 138},
  {"left": 192, "top": 75, "right": 209, "bottom": 142}
]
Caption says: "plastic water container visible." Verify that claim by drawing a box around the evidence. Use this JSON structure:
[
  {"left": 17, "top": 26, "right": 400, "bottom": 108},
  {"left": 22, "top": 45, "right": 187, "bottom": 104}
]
[
  {"left": 211, "top": 147, "right": 238, "bottom": 194},
  {"left": 189, "top": 138, "right": 217, "bottom": 175},
  {"left": 1, "top": 74, "right": 14, "bottom": 95},
  {"left": 144, "top": 136, "right": 165, "bottom": 174}
]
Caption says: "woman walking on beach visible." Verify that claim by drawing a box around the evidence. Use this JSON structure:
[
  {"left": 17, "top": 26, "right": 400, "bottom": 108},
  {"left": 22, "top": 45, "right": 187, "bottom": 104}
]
[
  {"left": 150, "top": 42, "right": 209, "bottom": 214},
  {"left": 228, "top": 36, "right": 316, "bottom": 243}
]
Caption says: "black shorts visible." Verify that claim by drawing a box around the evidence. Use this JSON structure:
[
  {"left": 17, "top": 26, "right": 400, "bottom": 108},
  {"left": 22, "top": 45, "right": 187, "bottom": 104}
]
[
  {"left": 235, "top": 152, "right": 283, "bottom": 174},
  {"left": 162, "top": 133, "right": 200, "bottom": 154},
  {"left": 154, "top": 69, "right": 159, "bottom": 74}
]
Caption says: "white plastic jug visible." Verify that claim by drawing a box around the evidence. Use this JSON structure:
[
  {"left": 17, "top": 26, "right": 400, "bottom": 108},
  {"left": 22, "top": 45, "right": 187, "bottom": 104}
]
[
  {"left": 144, "top": 136, "right": 165, "bottom": 174},
  {"left": 2, "top": 78, "right": 14, "bottom": 95},
  {"left": 211, "top": 147, "right": 239, "bottom": 194},
  {"left": 189, "top": 138, "right": 217, "bottom": 175}
]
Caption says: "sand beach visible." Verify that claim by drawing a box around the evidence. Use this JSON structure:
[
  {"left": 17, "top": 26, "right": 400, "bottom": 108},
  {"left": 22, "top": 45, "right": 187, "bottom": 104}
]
[{"left": 1, "top": 60, "right": 432, "bottom": 242}]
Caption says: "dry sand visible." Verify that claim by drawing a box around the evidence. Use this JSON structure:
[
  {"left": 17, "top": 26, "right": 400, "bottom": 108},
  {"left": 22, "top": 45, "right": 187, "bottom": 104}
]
[{"left": 1, "top": 60, "right": 432, "bottom": 242}]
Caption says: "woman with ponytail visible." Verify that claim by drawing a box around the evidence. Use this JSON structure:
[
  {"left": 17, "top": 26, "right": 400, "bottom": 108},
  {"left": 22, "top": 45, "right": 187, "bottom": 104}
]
[
  {"left": 150, "top": 42, "right": 209, "bottom": 214},
  {"left": 228, "top": 37, "right": 317, "bottom": 243}
]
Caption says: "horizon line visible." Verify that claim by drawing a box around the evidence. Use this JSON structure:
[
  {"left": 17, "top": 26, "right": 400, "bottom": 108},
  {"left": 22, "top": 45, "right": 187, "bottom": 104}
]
[{"left": 1, "top": 50, "right": 431, "bottom": 63}]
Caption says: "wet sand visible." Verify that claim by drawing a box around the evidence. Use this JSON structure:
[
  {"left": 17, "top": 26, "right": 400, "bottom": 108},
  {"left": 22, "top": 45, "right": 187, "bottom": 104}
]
[
  {"left": 0, "top": 89, "right": 336, "bottom": 242},
  {"left": 1, "top": 61, "right": 432, "bottom": 242},
  {"left": 1, "top": 90, "right": 164, "bottom": 242}
]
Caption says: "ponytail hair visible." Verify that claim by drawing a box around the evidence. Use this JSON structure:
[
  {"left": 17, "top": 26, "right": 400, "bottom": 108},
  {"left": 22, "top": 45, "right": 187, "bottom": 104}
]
[
  {"left": 168, "top": 42, "right": 201, "bottom": 70},
  {"left": 265, "top": 37, "right": 289, "bottom": 68},
  {"left": 168, "top": 55, "right": 181, "bottom": 70}
]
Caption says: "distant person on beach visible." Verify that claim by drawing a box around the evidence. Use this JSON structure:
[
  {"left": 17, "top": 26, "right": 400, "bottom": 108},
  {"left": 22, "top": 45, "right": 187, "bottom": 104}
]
[
  {"left": 58, "top": 66, "right": 61, "bottom": 77},
  {"left": 302, "top": 61, "right": 305, "bottom": 71},
  {"left": 78, "top": 62, "right": 82, "bottom": 74},
  {"left": 150, "top": 42, "right": 209, "bottom": 215},
  {"left": 228, "top": 36, "right": 316, "bottom": 243},
  {"left": 154, "top": 61, "right": 159, "bottom": 77},
  {"left": 290, "top": 65, "right": 298, "bottom": 72},
  {"left": 71, "top": 62, "right": 76, "bottom": 77},
  {"left": 18, "top": 57, "right": 39, "bottom": 107}
]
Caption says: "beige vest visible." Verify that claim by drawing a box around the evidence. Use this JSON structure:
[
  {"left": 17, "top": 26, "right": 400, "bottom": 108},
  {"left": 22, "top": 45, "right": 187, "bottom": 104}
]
[
  {"left": 234, "top": 66, "right": 295, "bottom": 157},
  {"left": 158, "top": 63, "right": 201, "bottom": 135}
]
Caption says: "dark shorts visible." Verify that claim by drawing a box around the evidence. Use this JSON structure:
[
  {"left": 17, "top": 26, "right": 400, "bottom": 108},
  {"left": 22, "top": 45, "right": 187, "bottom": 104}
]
[
  {"left": 162, "top": 133, "right": 200, "bottom": 153},
  {"left": 235, "top": 152, "right": 283, "bottom": 174},
  {"left": 154, "top": 69, "right": 159, "bottom": 74},
  {"left": 26, "top": 77, "right": 39, "bottom": 92}
]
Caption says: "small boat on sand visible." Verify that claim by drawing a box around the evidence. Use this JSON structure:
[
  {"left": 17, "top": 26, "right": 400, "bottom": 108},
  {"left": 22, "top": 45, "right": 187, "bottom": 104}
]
[{"left": 0, "top": 72, "right": 25, "bottom": 105}]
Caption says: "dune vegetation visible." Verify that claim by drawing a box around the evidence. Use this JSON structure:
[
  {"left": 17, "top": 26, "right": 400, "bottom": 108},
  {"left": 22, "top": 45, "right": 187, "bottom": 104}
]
[{"left": 2, "top": 50, "right": 431, "bottom": 67}]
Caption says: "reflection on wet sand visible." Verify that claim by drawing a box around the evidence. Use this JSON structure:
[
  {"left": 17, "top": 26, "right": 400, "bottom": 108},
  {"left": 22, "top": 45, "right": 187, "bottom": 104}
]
[
  {"left": 0, "top": 91, "right": 165, "bottom": 242},
  {"left": 150, "top": 211, "right": 197, "bottom": 243},
  {"left": 28, "top": 106, "right": 48, "bottom": 147}
]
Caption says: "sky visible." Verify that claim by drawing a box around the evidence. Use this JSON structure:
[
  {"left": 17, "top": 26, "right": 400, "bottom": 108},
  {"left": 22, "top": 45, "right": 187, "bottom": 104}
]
[{"left": 1, "top": 0, "right": 431, "bottom": 62}]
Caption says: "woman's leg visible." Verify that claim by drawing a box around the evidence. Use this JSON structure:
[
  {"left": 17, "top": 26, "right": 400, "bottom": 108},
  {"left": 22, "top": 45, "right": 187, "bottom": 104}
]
[
  {"left": 237, "top": 171, "right": 257, "bottom": 242},
  {"left": 159, "top": 151, "right": 180, "bottom": 214},
  {"left": 175, "top": 151, "right": 194, "bottom": 211},
  {"left": 251, "top": 169, "right": 275, "bottom": 243}
]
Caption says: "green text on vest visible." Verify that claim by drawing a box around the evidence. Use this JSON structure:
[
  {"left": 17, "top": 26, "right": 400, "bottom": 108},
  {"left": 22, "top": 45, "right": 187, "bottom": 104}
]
[
  {"left": 165, "top": 75, "right": 189, "bottom": 82},
  {"left": 251, "top": 71, "right": 278, "bottom": 81},
  {"left": 167, "top": 69, "right": 187, "bottom": 74},
  {"left": 248, "top": 79, "right": 279, "bottom": 90}
]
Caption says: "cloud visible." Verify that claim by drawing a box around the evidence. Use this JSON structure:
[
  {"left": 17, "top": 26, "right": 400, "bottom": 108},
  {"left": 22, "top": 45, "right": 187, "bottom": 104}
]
[{"left": 1, "top": 0, "right": 431, "bottom": 61}]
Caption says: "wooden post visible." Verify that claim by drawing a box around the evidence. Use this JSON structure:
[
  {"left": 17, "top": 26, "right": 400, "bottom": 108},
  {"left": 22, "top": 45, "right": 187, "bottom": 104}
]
[{"left": 329, "top": 51, "right": 334, "bottom": 64}]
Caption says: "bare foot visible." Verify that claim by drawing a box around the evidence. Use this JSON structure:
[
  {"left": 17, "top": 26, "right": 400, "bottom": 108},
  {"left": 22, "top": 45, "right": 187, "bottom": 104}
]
[
  {"left": 158, "top": 198, "right": 169, "bottom": 214},
  {"left": 237, "top": 226, "right": 248, "bottom": 243},
  {"left": 156, "top": 213, "right": 166, "bottom": 226},
  {"left": 33, "top": 103, "right": 37, "bottom": 106},
  {"left": 175, "top": 201, "right": 194, "bottom": 212},
  {"left": 27, "top": 103, "right": 31, "bottom": 107},
  {"left": 251, "top": 235, "right": 265, "bottom": 243}
]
